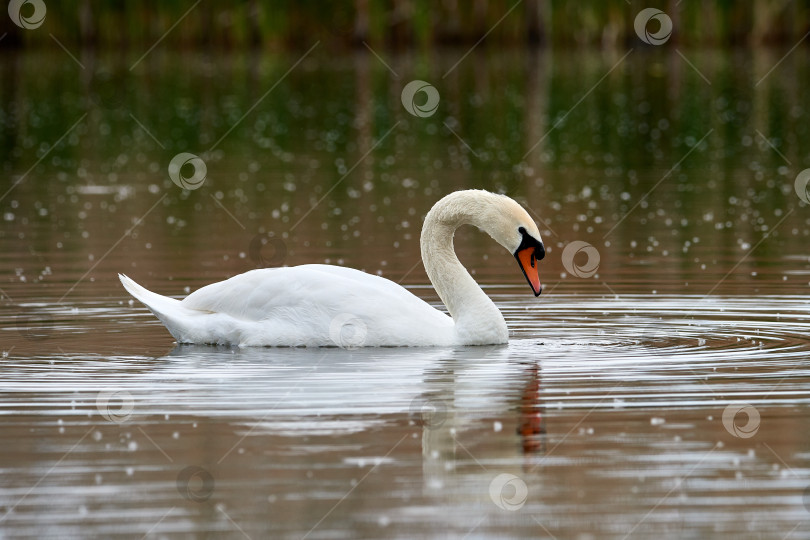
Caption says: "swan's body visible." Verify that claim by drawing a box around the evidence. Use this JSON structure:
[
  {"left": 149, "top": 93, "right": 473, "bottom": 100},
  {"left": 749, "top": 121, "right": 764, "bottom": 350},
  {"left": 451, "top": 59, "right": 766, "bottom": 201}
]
[
  {"left": 120, "top": 265, "right": 456, "bottom": 346},
  {"left": 120, "top": 189, "right": 545, "bottom": 347}
]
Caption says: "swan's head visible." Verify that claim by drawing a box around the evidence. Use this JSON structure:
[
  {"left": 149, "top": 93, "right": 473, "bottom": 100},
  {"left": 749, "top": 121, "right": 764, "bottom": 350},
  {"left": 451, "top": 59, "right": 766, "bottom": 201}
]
[
  {"left": 491, "top": 196, "right": 545, "bottom": 297},
  {"left": 423, "top": 189, "right": 546, "bottom": 296}
]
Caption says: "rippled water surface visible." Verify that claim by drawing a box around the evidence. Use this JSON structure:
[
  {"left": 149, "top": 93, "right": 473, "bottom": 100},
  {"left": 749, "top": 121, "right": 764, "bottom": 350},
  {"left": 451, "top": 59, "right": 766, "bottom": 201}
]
[{"left": 1, "top": 47, "right": 810, "bottom": 539}]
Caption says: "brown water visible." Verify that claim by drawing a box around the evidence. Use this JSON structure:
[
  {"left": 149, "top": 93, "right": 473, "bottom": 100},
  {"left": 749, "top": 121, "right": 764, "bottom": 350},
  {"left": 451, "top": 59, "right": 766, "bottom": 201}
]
[{"left": 1, "top": 47, "right": 810, "bottom": 539}]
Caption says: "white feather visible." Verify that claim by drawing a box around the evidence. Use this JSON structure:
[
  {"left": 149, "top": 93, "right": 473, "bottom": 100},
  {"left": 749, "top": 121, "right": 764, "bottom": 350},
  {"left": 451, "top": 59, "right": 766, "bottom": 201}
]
[{"left": 120, "top": 190, "right": 543, "bottom": 347}]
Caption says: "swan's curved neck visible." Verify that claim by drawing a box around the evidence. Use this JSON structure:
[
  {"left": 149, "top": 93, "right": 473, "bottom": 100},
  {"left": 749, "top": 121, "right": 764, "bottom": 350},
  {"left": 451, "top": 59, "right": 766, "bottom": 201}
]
[{"left": 420, "top": 192, "right": 508, "bottom": 343}]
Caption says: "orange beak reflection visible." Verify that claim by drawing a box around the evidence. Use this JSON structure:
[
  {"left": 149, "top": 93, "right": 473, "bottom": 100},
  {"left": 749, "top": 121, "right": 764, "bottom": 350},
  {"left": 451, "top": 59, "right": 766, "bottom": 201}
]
[{"left": 516, "top": 247, "right": 542, "bottom": 296}]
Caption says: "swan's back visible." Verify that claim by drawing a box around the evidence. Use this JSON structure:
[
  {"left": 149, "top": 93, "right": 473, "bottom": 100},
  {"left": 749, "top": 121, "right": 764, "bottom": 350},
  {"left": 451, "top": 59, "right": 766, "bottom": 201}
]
[{"left": 122, "top": 265, "right": 455, "bottom": 347}]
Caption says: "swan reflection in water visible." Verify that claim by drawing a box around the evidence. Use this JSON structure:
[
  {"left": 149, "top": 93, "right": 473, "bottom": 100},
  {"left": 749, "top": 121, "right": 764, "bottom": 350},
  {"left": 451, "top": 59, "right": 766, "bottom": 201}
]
[
  {"left": 518, "top": 363, "right": 547, "bottom": 456},
  {"left": 161, "top": 343, "right": 547, "bottom": 498}
]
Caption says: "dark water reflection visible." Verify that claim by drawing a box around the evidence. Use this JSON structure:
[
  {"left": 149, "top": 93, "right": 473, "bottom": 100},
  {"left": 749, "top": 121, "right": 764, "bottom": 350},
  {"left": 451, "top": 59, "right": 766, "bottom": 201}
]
[{"left": 1, "top": 47, "right": 810, "bottom": 538}]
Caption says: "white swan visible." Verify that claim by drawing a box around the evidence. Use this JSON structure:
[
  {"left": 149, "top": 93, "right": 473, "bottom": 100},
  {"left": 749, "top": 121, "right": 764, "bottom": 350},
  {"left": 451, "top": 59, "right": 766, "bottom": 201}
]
[{"left": 119, "top": 189, "right": 545, "bottom": 347}]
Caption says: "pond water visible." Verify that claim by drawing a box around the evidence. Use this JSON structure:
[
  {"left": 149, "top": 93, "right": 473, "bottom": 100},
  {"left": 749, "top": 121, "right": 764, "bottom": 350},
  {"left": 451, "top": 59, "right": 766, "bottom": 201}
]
[{"left": 1, "top": 47, "right": 809, "bottom": 539}]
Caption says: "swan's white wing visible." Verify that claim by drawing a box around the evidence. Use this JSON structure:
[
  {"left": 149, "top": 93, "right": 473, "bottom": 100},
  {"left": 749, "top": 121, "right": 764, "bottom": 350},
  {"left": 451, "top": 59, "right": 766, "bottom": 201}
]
[{"left": 179, "top": 265, "right": 455, "bottom": 346}]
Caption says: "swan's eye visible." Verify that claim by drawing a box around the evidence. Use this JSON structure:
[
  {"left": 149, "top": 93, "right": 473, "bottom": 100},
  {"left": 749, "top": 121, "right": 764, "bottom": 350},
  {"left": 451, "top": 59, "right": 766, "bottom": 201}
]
[{"left": 515, "top": 226, "right": 544, "bottom": 267}]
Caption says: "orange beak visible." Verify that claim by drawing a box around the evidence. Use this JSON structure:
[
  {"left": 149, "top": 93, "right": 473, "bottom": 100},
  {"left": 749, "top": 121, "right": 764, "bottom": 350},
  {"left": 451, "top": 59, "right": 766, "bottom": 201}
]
[{"left": 516, "top": 247, "right": 542, "bottom": 296}]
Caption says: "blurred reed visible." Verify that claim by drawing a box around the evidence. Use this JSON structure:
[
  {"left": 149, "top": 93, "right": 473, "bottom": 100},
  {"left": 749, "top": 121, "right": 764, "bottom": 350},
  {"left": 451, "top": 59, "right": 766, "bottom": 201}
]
[{"left": 1, "top": 0, "right": 808, "bottom": 50}]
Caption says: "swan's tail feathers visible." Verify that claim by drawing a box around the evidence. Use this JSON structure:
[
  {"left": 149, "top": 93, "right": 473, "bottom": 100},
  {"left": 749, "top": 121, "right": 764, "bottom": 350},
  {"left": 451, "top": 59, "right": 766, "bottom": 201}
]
[{"left": 119, "top": 274, "right": 200, "bottom": 342}]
